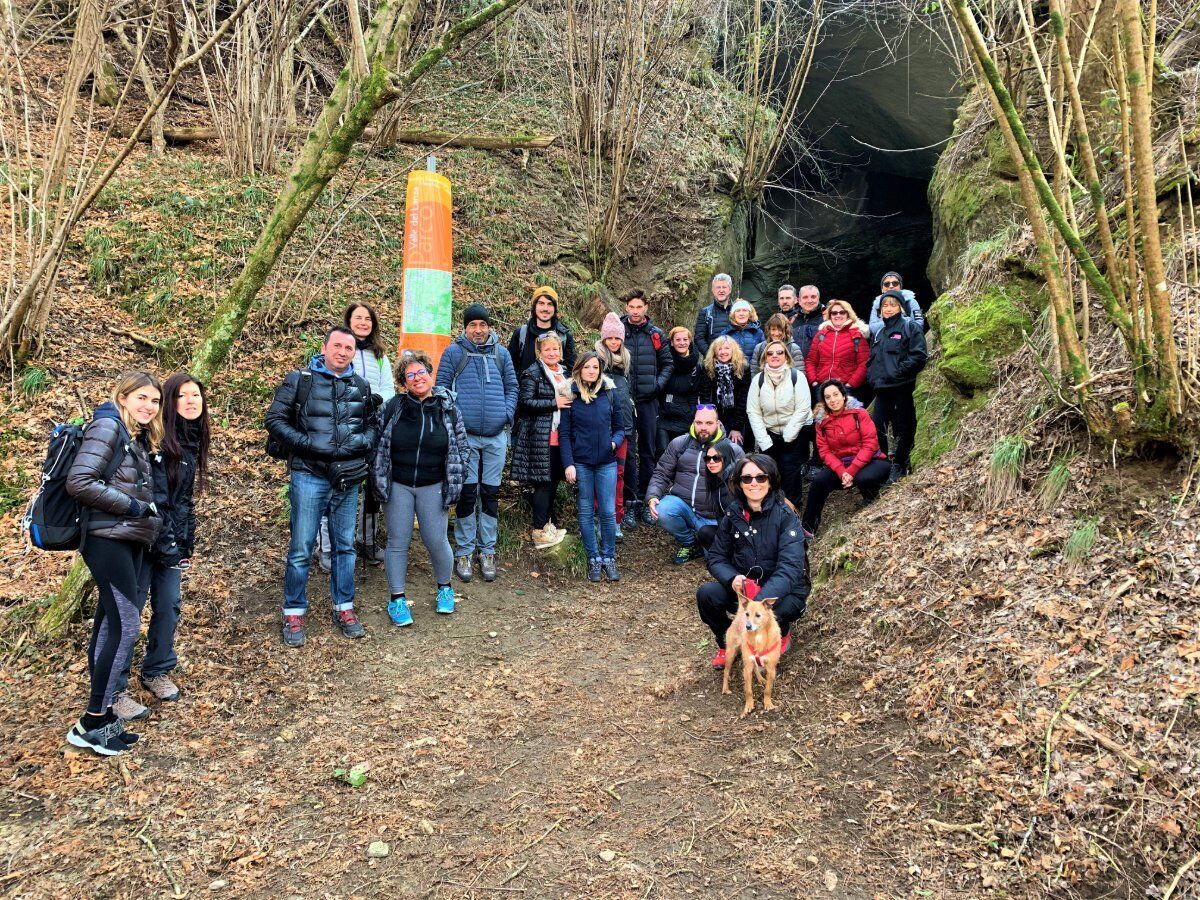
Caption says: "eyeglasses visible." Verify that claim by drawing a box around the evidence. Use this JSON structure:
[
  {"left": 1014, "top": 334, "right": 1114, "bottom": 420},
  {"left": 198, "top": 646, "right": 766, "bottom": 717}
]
[
  {"left": 739, "top": 473, "right": 769, "bottom": 484},
  {"left": 882, "top": 280, "right": 900, "bottom": 288},
  {"left": 705, "top": 454, "right": 723, "bottom": 463},
  {"left": 404, "top": 368, "right": 430, "bottom": 380},
  {"left": 829, "top": 310, "right": 848, "bottom": 318},
  {"left": 696, "top": 403, "right": 716, "bottom": 411}
]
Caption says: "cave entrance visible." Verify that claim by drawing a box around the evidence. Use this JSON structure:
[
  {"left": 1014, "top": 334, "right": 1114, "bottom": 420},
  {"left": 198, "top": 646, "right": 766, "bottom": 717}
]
[{"left": 737, "top": 16, "right": 960, "bottom": 322}]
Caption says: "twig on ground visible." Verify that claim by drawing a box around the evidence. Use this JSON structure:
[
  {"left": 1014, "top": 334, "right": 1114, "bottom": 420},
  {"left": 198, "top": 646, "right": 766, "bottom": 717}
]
[
  {"left": 105, "top": 325, "right": 165, "bottom": 351},
  {"left": 135, "top": 817, "right": 184, "bottom": 899},
  {"left": 1061, "top": 713, "right": 1152, "bottom": 774},
  {"left": 499, "top": 861, "right": 529, "bottom": 886},
  {"left": 1163, "top": 852, "right": 1200, "bottom": 900},
  {"left": 1042, "top": 665, "right": 1108, "bottom": 796}
]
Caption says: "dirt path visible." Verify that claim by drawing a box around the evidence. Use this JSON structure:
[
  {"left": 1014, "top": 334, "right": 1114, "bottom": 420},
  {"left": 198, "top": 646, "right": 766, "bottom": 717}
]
[{"left": 3, "top": 514, "right": 958, "bottom": 898}]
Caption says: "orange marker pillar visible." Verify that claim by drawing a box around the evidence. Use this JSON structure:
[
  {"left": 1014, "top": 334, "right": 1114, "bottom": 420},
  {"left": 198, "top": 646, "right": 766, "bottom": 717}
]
[{"left": 398, "top": 168, "right": 453, "bottom": 372}]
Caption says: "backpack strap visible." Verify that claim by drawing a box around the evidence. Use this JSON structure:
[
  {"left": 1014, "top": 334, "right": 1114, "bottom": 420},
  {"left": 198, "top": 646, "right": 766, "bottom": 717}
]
[{"left": 293, "top": 370, "right": 313, "bottom": 421}]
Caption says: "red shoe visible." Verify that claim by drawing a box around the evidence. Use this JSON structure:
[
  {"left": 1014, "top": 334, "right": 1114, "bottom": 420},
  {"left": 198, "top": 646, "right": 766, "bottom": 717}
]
[
  {"left": 780, "top": 633, "right": 791, "bottom": 655},
  {"left": 711, "top": 648, "right": 727, "bottom": 670}
]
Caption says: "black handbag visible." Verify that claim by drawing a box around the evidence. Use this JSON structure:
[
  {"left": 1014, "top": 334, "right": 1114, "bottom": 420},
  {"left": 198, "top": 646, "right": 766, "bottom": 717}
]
[{"left": 327, "top": 457, "right": 370, "bottom": 491}]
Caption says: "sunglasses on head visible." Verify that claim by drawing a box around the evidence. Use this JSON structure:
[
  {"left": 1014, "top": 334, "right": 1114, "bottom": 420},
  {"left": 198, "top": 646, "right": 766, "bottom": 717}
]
[
  {"left": 696, "top": 403, "right": 716, "bottom": 411},
  {"left": 739, "top": 473, "right": 769, "bottom": 484}
]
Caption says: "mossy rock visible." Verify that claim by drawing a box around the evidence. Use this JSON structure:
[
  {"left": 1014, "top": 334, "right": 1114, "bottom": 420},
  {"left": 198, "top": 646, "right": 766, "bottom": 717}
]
[
  {"left": 912, "top": 366, "right": 991, "bottom": 468},
  {"left": 930, "top": 285, "right": 1034, "bottom": 391}
]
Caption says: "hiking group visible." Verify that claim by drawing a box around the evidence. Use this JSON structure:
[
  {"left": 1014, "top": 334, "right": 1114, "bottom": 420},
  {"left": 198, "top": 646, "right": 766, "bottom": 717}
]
[{"left": 40, "top": 275, "right": 927, "bottom": 755}]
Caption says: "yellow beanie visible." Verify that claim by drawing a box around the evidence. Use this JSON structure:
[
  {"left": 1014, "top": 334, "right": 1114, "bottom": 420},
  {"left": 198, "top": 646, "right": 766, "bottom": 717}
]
[{"left": 532, "top": 285, "right": 559, "bottom": 304}]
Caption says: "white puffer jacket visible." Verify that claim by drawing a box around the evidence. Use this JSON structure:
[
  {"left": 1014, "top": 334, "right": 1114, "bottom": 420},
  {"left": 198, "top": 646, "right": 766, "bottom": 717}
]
[
  {"left": 354, "top": 347, "right": 395, "bottom": 403},
  {"left": 747, "top": 367, "right": 813, "bottom": 450}
]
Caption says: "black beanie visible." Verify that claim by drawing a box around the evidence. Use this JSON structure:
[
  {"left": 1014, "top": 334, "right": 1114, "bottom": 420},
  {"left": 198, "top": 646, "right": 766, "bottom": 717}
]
[
  {"left": 880, "top": 289, "right": 906, "bottom": 305},
  {"left": 463, "top": 304, "right": 491, "bottom": 327}
]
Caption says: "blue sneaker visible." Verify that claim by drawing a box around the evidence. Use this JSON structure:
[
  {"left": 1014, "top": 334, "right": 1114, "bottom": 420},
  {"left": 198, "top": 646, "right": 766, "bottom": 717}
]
[
  {"left": 435, "top": 585, "right": 456, "bottom": 615},
  {"left": 387, "top": 598, "right": 413, "bottom": 627}
]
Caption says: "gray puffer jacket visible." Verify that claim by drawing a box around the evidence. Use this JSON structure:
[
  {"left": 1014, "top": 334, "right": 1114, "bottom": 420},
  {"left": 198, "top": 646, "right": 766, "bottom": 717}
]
[
  {"left": 372, "top": 387, "right": 468, "bottom": 510},
  {"left": 646, "top": 425, "right": 744, "bottom": 520},
  {"left": 66, "top": 401, "right": 162, "bottom": 545}
]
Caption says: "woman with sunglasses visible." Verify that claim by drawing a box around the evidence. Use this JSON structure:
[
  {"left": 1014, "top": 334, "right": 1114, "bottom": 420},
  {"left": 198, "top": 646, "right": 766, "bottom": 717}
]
[
  {"left": 802, "top": 379, "right": 890, "bottom": 536},
  {"left": 805, "top": 300, "right": 870, "bottom": 398},
  {"left": 747, "top": 339, "right": 811, "bottom": 506},
  {"left": 868, "top": 272, "right": 924, "bottom": 337},
  {"left": 696, "top": 335, "right": 750, "bottom": 446},
  {"left": 695, "top": 438, "right": 738, "bottom": 552},
  {"left": 512, "top": 332, "right": 572, "bottom": 549},
  {"left": 372, "top": 351, "right": 468, "bottom": 623},
  {"left": 750, "top": 313, "right": 805, "bottom": 379},
  {"left": 696, "top": 454, "right": 810, "bottom": 671}
]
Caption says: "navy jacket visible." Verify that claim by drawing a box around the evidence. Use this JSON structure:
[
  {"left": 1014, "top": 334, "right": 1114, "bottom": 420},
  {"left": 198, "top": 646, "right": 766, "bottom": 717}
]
[
  {"left": 559, "top": 378, "right": 625, "bottom": 469},
  {"left": 867, "top": 313, "right": 928, "bottom": 389},
  {"left": 621, "top": 316, "right": 673, "bottom": 401},
  {"left": 435, "top": 332, "right": 518, "bottom": 436},
  {"left": 791, "top": 307, "right": 826, "bottom": 360},
  {"left": 694, "top": 299, "right": 733, "bottom": 358},
  {"left": 720, "top": 322, "right": 765, "bottom": 360},
  {"left": 708, "top": 494, "right": 809, "bottom": 612}
]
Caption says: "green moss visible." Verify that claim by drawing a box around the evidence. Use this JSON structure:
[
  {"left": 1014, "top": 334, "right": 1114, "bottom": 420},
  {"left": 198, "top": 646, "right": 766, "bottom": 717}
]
[
  {"left": 931, "top": 285, "right": 1035, "bottom": 391},
  {"left": 913, "top": 366, "right": 991, "bottom": 467}
]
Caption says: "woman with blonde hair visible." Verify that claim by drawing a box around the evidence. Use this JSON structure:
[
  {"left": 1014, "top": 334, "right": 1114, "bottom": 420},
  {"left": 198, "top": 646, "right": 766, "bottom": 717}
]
[
  {"left": 65, "top": 371, "right": 165, "bottom": 756},
  {"left": 751, "top": 313, "right": 806, "bottom": 378},
  {"left": 720, "top": 299, "right": 765, "bottom": 359},
  {"left": 696, "top": 335, "right": 751, "bottom": 446},
  {"left": 561, "top": 351, "right": 625, "bottom": 581},
  {"left": 512, "top": 332, "right": 572, "bottom": 548},
  {"left": 805, "top": 299, "right": 870, "bottom": 398}
]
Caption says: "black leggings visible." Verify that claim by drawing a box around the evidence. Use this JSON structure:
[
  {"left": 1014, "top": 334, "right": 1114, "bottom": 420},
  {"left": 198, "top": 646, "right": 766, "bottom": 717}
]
[
  {"left": 81, "top": 536, "right": 147, "bottom": 714},
  {"left": 801, "top": 459, "right": 891, "bottom": 535},
  {"left": 872, "top": 384, "right": 917, "bottom": 473},
  {"left": 529, "top": 445, "right": 565, "bottom": 529}
]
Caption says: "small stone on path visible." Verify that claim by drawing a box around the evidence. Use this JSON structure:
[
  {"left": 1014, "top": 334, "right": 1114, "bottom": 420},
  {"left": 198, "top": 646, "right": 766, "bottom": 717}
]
[
  {"left": 367, "top": 841, "right": 389, "bottom": 858},
  {"left": 599, "top": 849, "right": 616, "bottom": 863}
]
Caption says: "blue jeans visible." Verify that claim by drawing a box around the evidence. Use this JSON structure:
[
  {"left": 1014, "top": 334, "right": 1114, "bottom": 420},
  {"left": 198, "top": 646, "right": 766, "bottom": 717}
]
[
  {"left": 284, "top": 470, "right": 358, "bottom": 616},
  {"left": 655, "top": 493, "right": 716, "bottom": 549},
  {"left": 454, "top": 431, "right": 508, "bottom": 556},
  {"left": 575, "top": 461, "right": 617, "bottom": 560}
]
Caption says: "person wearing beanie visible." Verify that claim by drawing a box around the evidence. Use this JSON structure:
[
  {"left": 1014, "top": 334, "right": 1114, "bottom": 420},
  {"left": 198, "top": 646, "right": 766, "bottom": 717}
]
[
  {"left": 868, "top": 272, "right": 924, "bottom": 337},
  {"left": 619, "top": 289, "right": 673, "bottom": 525},
  {"left": 435, "top": 303, "right": 518, "bottom": 584},
  {"left": 867, "top": 291, "right": 927, "bottom": 485},
  {"left": 508, "top": 285, "right": 577, "bottom": 373},
  {"left": 595, "top": 311, "right": 635, "bottom": 535}
]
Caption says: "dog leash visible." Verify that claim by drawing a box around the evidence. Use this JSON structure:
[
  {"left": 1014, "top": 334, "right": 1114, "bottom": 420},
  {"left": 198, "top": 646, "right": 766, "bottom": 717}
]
[{"left": 750, "top": 640, "right": 780, "bottom": 668}]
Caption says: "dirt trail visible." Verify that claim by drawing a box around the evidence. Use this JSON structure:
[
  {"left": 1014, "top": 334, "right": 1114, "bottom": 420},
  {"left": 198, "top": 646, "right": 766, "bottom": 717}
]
[{"left": 3, "top": 519, "right": 956, "bottom": 899}]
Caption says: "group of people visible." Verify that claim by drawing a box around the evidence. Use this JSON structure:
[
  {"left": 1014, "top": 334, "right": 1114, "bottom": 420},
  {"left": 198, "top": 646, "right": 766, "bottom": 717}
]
[{"left": 62, "top": 275, "right": 927, "bottom": 754}]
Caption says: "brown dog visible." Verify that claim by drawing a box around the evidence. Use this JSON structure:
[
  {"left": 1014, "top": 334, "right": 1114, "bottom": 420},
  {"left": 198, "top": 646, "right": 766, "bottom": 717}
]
[{"left": 721, "top": 588, "right": 782, "bottom": 718}]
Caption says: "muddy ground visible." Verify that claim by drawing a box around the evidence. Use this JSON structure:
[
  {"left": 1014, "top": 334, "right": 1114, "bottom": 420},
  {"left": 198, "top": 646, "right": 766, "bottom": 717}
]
[{"left": 1, "top": 495, "right": 975, "bottom": 899}]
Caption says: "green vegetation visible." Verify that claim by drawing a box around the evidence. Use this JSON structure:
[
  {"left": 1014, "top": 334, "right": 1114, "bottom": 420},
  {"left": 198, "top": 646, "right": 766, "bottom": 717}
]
[
  {"left": 1038, "top": 456, "right": 1072, "bottom": 509},
  {"left": 912, "top": 366, "right": 990, "bottom": 467},
  {"left": 19, "top": 366, "right": 49, "bottom": 398},
  {"left": 929, "top": 285, "right": 1036, "bottom": 391},
  {"left": 1063, "top": 517, "right": 1099, "bottom": 567},
  {"left": 985, "top": 434, "right": 1029, "bottom": 508}
]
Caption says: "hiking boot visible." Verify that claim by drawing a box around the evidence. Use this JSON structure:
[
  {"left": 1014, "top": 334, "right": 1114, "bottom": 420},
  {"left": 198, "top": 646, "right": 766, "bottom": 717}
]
[
  {"left": 435, "top": 585, "right": 456, "bottom": 615},
  {"left": 67, "top": 718, "right": 131, "bottom": 756},
  {"left": 112, "top": 690, "right": 150, "bottom": 722},
  {"left": 587, "top": 559, "right": 602, "bottom": 582},
  {"left": 780, "top": 633, "right": 791, "bottom": 656},
  {"left": 673, "top": 545, "right": 700, "bottom": 565},
  {"left": 531, "top": 527, "right": 564, "bottom": 550},
  {"left": 601, "top": 558, "right": 620, "bottom": 581},
  {"left": 480, "top": 553, "right": 497, "bottom": 582},
  {"left": 621, "top": 508, "right": 639, "bottom": 531},
  {"left": 886, "top": 463, "right": 903, "bottom": 485},
  {"left": 387, "top": 598, "right": 413, "bottom": 627},
  {"left": 282, "top": 614, "right": 307, "bottom": 647},
  {"left": 455, "top": 555, "right": 474, "bottom": 583},
  {"left": 140, "top": 674, "right": 180, "bottom": 702},
  {"left": 640, "top": 504, "right": 656, "bottom": 526},
  {"left": 711, "top": 648, "right": 727, "bottom": 670},
  {"left": 333, "top": 609, "right": 365, "bottom": 638},
  {"left": 615, "top": 525, "right": 624, "bottom": 543}
]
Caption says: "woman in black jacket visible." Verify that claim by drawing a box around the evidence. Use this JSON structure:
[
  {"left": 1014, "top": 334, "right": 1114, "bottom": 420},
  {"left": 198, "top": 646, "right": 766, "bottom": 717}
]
[
  {"left": 65, "top": 371, "right": 165, "bottom": 756},
  {"left": 658, "top": 326, "right": 700, "bottom": 451},
  {"left": 696, "top": 453, "right": 809, "bottom": 671},
  {"left": 512, "top": 333, "right": 572, "bottom": 549},
  {"left": 696, "top": 335, "right": 751, "bottom": 446},
  {"left": 112, "top": 374, "right": 211, "bottom": 721},
  {"left": 867, "top": 291, "right": 928, "bottom": 483},
  {"left": 695, "top": 438, "right": 739, "bottom": 552}
]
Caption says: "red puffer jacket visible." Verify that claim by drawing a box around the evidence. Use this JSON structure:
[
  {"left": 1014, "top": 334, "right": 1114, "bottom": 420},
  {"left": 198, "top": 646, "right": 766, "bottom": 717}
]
[
  {"left": 806, "top": 322, "right": 870, "bottom": 389},
  {"left": 815, "top": 407, "right": 884, "bottom": 476}
]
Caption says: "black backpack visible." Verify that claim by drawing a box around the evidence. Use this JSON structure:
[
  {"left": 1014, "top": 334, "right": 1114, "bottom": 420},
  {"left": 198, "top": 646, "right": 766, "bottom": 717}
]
[{"left": 22, "top": 422, "right": 126, "bottom": 551}]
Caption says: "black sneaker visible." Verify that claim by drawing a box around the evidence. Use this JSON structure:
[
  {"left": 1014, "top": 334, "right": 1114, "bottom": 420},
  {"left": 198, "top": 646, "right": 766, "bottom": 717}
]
[
  {"left": 601, "top": 559, "right": 620, "bottom": 581},
  {"left": 333, "top": 609, "right": 366, "bottom": 639},
  {"left": 67, "top": 719, "right": 131, "bottom": 756},
  {"left": 621, "top": 509, "right": 639, "bottom": 531},
  {"left": 282, "top": 614, "right": 307, "bottom": 648},
  {"left": 587, "top": 560, "right": 602, "bottom": 582}
]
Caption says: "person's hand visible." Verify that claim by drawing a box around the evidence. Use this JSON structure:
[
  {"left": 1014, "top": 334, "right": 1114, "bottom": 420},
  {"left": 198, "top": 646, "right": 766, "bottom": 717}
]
[
  {"left": 565, "top": 465, "right": 577, "bottom": 485},
  {"left": 648, "top": 497, "right": 659, "bottom": 521},
  {"left": 611, "top": 442, "right": 617, "bottom": 453},
  {"left": 732, "top": 574, "right": 746, "bottom": 596},
  {"left": 178, "top": 558, "right": 192, "bottom": 571},
  {"left": 841, "top": 471, "right": 854, "bottom": 489},
  {"left": 555, "top": 393, "right": 573, "bottom": 409},
  {"left": 729, "top": 430, "right": 743, "bottom": 445}
]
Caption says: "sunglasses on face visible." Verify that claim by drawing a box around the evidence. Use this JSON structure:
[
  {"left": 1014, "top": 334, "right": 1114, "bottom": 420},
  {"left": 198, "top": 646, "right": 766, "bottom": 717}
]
[
  {"left": 705, "top": 454, "right": 723, "bottom": 463},
  {"left": 404, "top": 368, "right": 430, "bottom": 380},
  {"left": 739, "top": 473, "right": 769, "bottom": 484},
  {"left": 830, "top": 310, "right": 848, "bottom": 318},
  {"left": 882, "top": 280, "right": 900, "bottom": 288},
  {"left": 765, "top": 350, "right": 786, "bottom": 357}
]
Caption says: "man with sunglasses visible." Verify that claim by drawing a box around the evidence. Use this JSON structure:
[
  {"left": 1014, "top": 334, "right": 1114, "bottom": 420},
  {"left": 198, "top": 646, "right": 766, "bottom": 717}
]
[
  {"left": 868, "top": 271, "right": 925, "bottom": 337},
  {"left": 645, "top": 405, "right": 743, "bottom": 564}
]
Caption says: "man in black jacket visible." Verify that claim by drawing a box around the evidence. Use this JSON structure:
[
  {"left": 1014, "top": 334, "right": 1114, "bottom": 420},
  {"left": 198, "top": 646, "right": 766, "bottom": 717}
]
[
  {"left": 621, "top": 289, "right": 673, "bottom": 523},
  {"left": 266, "top": 326, "right": 379, "bottom": 647},
  {"left": 508, "top": 285, "right": 577, "bottom": 372},
  {"left": 693, "top": 272, "right": 734, "bottom": 358}
]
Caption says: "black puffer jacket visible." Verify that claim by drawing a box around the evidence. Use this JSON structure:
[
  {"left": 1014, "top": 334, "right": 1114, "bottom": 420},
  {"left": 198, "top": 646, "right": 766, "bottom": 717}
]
[
  {"left": 659, "top": 348, "right": 699, "bottom": 434},
  {"left": 867, "top": 313, "right": 928, "bottom": 389},
  {"left": 621, "top": 316, "right": 673, "bottom": 401},
  {"left": 791, "top": 306, "right": 825, "bottom": 360},
  {"left": 511, "top": 362, "right": 567, "bottom": 483},
  {"left": 66, "top": 401, "right": 162, "bottom": 546},
  {"left": 147, "top": 453, "right": 182, "bottom": 565},
  {"left": 707, "top": 493, "right": 809, "bottom": 613},
  {"left": 265, "top": 355, "right": 378, "bottom": 478}
]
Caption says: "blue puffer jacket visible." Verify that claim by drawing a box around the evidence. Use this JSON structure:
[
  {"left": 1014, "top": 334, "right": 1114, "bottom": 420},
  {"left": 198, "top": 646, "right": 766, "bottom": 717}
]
[
  {"left": 721, "top": 322, "right": 765, "bottom": 360},
  {"left": 434, "top": 332, "right": 518, "bottom": 437},
  {"left": 559, "top": 378, "right": 625, "bottom": 469}
]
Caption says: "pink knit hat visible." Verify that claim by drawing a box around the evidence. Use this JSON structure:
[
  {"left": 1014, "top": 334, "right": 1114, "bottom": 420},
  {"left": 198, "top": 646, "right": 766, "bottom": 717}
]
[{"left": 600, "top": 312, "right": 624, "bottom": 341}]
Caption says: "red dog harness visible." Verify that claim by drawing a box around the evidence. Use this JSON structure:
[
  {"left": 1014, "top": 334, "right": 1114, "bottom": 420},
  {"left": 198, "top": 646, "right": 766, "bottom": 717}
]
[{"left": 750, "top": 640, "right": 779, "bottom": 668}]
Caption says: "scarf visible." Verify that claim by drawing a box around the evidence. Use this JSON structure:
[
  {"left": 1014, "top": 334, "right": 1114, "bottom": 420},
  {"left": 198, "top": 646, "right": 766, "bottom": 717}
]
[
  {"left": 355, "top": 335, "right": 373, "bottom": 351},
  {"left": 762, "top": 363, "right": 789, "bottom": 388},
  {"left": 715, "top": 361, "right": 735, "bottom": 409},
  {"left": 542, "top": 362, "right": 568, "bottom": 435}
]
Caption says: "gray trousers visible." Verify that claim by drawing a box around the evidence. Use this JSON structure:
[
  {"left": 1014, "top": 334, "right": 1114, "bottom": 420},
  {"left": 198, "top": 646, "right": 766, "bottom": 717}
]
[{"left": 384, "top": 481, "right": 453, "bottom": 594}]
